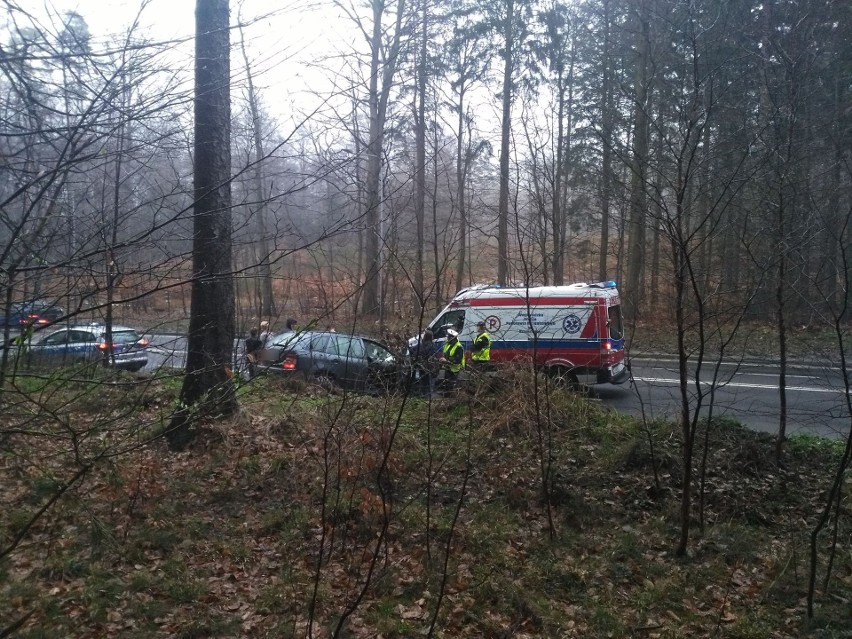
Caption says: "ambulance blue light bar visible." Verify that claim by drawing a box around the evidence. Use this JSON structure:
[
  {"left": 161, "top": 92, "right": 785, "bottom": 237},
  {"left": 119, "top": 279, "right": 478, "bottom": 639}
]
[{"left": 590, "top": 280, "right": 617, "bottom": 289}]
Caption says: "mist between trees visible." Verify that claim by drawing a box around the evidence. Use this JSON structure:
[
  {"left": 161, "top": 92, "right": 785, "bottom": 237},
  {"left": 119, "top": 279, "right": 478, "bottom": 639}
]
[{"left": 1, "top": 0, "right": 850, "bottom": 334}]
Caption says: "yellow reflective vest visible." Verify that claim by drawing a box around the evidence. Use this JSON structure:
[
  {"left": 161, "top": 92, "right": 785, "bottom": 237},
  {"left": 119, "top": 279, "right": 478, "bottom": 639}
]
[
  {"left": 443, "top": 339, "right": 465, "bottom": 373},
  {"left": 472, "top": 331, "right": 491, "bottom": 361}
]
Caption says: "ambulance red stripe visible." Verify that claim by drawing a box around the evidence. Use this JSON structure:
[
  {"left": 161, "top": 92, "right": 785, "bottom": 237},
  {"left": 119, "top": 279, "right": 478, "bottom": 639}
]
[{"left": 465, "top": 296, "right": 598, "bottom": 306}]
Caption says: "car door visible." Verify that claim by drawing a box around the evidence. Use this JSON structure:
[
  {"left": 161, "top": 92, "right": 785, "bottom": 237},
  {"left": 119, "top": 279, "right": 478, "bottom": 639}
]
[
  {"left": 308, "top": 334, "right": 342, "bottom": 382},
  {"left": 29, "top": 328, "right": 72, "bottom": 366},
  {"left": 332, "top": 335, "right": 366, "bottom": 389},
  {"left": 57, "top": 329, "right": 97, "bottom": 366}
]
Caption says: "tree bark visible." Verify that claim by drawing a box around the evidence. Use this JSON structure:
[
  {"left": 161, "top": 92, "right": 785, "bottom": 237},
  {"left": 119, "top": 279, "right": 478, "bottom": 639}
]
[
  {"left": 238, "top": 22, "right": 274, "bottom": 320},
  {"left": 414, "top": 0, "right": 427, "bottom": 308},
  {"left": 361, "top": 0, "right": 407, "bottom": 317},
  {"left": 624, "top": 0, "right": 651, "bottom": 322},
  {"left": 598, "top": 0, "right": 613, "bottom": 282},
  {"left": 168, "top": 0, "right": 236, "bottom": 450},
  {"left": 497, "top": 0, "right": 514, "bottom": 286},
  {"left": 454, "top": 87, "right": 468, "bottom": 295}
]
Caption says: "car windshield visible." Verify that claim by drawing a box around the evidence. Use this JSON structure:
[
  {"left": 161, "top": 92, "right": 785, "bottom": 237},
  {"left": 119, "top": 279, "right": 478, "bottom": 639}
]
[{"left": 364, "top": 340, "right": 395, "bottom": 363}]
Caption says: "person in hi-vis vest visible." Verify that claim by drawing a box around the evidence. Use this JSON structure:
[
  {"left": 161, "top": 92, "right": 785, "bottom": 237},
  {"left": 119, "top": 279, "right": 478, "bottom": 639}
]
[
  {"left": 441, "top": 328, "right": 465, "bottom": 389},
  {"left": 470, "top": 320, "right": 491, "bottom": 371}
]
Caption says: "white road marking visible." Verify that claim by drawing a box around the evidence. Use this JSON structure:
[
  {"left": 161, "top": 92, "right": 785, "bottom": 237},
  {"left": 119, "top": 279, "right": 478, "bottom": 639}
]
[
  {"left": 633, "top": 376, "right": 849, "bottom": 394},
  {"left": 729, "top": 372, "right": 818, "bottom": 380}
]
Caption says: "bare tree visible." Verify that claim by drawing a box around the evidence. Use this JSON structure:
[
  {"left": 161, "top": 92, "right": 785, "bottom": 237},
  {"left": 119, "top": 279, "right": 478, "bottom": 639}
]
[
  {"left": 336, "top": 0, "right": 410, "bottom": 318},
  {"left": 444, "top": 0, "right": 490, "bottom": 294},
  {"left": 487, "top": 0, "right": 531, "bottom": 285},
  {"left": 236, "top": 18, "right": 275, "bottom": 320}
]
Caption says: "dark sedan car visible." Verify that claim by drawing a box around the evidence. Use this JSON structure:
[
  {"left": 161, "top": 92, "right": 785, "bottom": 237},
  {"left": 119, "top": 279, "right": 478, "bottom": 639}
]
[
  {"left": 10, "top": 323, "right": 149, "bottom": 372},
  {"left": 0, "top": 300, "right": 63, "bottom": 329},
  {"left": 257, "top": 330, "right": 400, "bottom": 393}
]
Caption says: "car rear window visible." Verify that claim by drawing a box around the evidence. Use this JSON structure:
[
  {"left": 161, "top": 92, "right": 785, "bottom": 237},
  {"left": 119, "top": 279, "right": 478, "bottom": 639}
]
[
  {"left": 109, "top": 330, "right": 142, "bottom": 344},
  {"left": 271, "top": 331, "right": 301, "bottom": 347}
]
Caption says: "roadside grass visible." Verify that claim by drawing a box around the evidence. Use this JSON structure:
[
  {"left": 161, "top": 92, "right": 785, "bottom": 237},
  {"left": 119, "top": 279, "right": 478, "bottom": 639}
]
[{"left": 1, "top": 374, "right": 849, "bottom": 638}]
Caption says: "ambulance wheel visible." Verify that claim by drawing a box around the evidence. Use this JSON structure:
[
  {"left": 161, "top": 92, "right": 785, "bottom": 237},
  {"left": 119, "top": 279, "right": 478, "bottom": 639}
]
[
  {"left": 548, "top": 365, "right": 581, "bottom": 391},
  {"left": 547, "top": 366, "right": 580, "bottom": 388}
]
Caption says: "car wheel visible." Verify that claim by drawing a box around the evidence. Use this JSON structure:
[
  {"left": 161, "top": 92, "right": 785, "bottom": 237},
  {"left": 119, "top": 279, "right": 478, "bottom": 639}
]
[{"left": 313, "top": 371, "right": 337, "bottom": 390}]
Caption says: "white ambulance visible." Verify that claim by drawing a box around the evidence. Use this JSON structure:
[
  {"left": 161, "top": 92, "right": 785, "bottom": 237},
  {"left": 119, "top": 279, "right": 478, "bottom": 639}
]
[{"left": 416, "top": 281, "right": 629, "bottom": 386}]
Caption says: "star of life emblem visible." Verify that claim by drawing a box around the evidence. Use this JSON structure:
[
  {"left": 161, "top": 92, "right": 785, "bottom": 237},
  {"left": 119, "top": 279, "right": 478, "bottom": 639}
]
[{"left": 562, "top": 314, "right": 582, "bottom": 334}]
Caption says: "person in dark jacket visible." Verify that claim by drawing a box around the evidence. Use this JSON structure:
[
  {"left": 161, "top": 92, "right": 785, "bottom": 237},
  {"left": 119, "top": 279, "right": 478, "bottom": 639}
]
[
  {"left": 244, "top": 328, "right": 263, "bottom": 379},
  {"left": 410, "top": 329, "right": 436, "bottom": 392}
]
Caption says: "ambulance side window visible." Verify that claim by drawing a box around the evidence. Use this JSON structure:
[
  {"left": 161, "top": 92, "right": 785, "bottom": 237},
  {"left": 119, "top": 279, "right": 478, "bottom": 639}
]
[
  {"left": 607, "top": 304, "right": 624, "bottom": 340},
  {"left": 431, "top": 310, "right": 465, "bottom": 339}
]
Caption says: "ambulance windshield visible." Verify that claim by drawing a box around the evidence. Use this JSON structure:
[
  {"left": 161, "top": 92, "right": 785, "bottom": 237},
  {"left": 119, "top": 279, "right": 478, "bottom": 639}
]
[{"left": 608, "top": 305, "right": 624, "bottom": 340}]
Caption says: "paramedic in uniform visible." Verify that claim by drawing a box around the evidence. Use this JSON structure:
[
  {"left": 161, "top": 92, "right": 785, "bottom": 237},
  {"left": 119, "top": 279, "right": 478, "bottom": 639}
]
[
  {"left": 441, "top": 328, "right": 465, "bottom": 391},
  {"left": 470, "top": 320, "right": 491, "bottom": 372}
]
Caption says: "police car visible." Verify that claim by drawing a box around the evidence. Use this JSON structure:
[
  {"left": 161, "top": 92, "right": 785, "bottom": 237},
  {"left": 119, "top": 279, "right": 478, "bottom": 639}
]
[{"left": 11, "top": 323, "right": 149, "bottom": 372}]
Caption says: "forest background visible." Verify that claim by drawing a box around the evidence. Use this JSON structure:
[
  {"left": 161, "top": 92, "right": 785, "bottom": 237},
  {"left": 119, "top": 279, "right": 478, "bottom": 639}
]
[{"left": 3, "top": 0, "right": 850, "bottom": 333}]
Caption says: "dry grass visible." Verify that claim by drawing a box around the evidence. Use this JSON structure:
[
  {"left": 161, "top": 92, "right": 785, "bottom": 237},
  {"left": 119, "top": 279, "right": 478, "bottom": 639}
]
[{"left": 1, "top": 371, "right": 849, "bottom": 638}]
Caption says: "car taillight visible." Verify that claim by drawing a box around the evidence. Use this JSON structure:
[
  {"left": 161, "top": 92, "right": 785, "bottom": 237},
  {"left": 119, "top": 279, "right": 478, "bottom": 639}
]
[
  {"left": 281, "top": 353, "right": 297, "bottom": 370},
  {"left": 97, "top": 343, "right": 109, "bottom": 351}
]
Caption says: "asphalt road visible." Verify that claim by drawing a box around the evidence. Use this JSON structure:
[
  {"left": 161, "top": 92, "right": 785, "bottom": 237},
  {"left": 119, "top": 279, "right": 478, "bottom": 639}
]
[
  {"left": 143, "top": 335, "right": 851, "bottom": 440},
  {"left": 596, "top": 357, "right": 851, "bottom": 440}
]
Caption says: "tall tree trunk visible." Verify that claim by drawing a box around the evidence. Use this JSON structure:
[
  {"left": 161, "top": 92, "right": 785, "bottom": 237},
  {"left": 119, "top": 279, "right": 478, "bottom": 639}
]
[
  {"left": 598, "top": 0, "right": 613, "bottom": 282},
  {"left": 649, "top": 122, "right": 663, "bottom": 307},
  {"left": 816, "top": 76, "right": 844, "bottom": 312},
  {"left": 238, "top": 22, "right": 274, "bottom": 319},
  {"left": 497, "top": 0, "right": 514, "bottom": 285},
  {"left": 624, "top": 0, "right": 651, "bottom": 322},
  {"left": 553, "top": 28, "right": 576, "bottom": 285},
  {"left": 454, "top": 91, "right": 467, "bottom": 295},
  {"left": 552, "top": 77, "right": 565, "bottom": 285},
  {"left": 414, "top": 0, "right": 427, "bottom": 308},
  {"left": 103, "top": 78, "right": 127, "bottom": 366},
  {"left": 361, "top": 0, "right": 406, "bottom": 317},
  {"left": 432, "top": 113, "right": 443, "bottom": 308},
  {"left": 168, "top": 0, "right": 236, "bottom": 450},
  {"left": 351, "top": 91, "right": 365, "bottom": 318}
]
